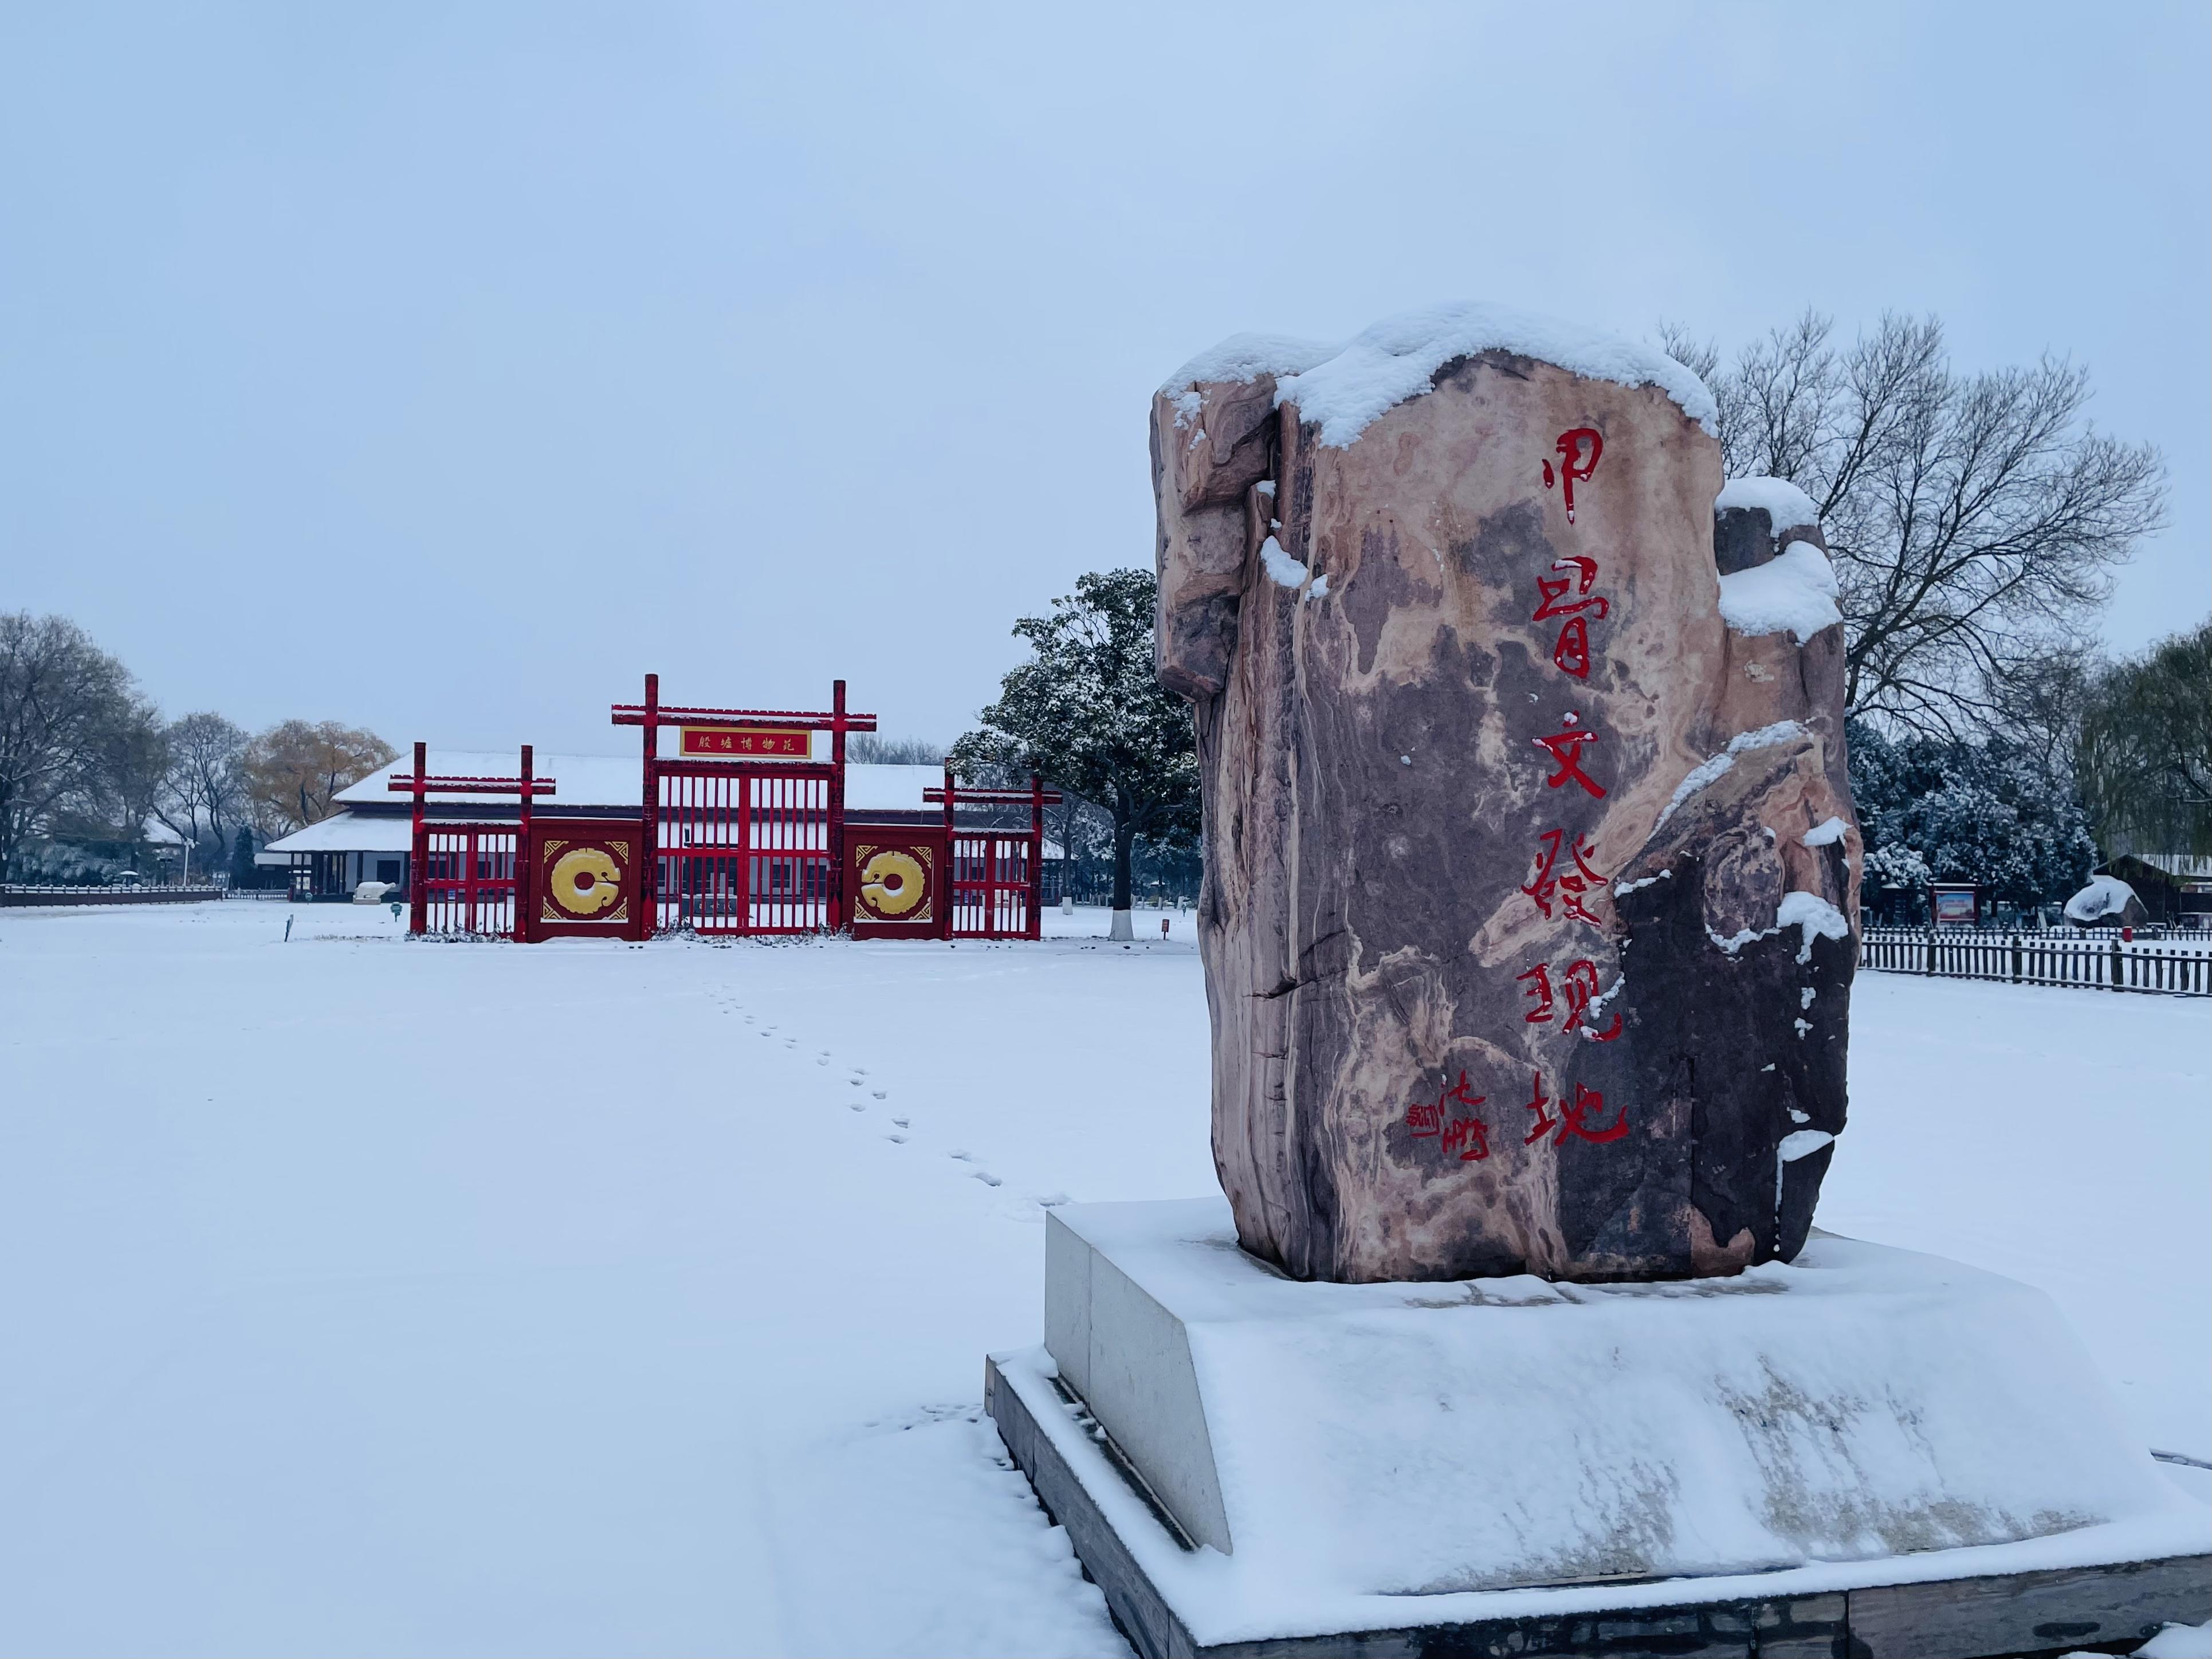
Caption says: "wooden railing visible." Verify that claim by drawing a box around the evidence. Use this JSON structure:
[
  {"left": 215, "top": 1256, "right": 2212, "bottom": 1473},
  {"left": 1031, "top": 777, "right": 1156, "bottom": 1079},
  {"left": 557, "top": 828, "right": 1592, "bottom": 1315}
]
[
  {"left": 0, "top": 884, "right": 226, "bottom": 907},
  {"left": 1870, "top": 921, "right": 2212, "bottom": 943},
  {"left": 1859, "top": 928, "right": 2211, "bottom": 996}
]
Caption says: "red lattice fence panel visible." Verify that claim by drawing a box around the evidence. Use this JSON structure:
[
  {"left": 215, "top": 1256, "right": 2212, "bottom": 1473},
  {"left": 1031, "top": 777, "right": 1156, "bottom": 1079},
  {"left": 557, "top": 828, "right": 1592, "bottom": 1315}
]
[
  {"left": 949, "top": 834, "right": 1033, "bottom": 938},
  {"left": 928, "top": 770, "right": 1058, "bottom": 941},
  {"left": 419, "top": 826, "right": 519, "bottom": 937},
  {"left": 391, "top": 744, "right": 553, "bottom": 940}
]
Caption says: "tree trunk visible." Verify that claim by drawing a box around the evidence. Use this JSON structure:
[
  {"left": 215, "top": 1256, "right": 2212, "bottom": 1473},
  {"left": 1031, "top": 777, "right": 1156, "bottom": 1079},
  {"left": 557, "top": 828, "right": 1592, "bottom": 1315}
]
[
  {"left": 1111, "top": 820, "right": 1136, "bottom": 911},
  {"left": 1109, "top": 801, "right": 1137, "bottom": 940}
]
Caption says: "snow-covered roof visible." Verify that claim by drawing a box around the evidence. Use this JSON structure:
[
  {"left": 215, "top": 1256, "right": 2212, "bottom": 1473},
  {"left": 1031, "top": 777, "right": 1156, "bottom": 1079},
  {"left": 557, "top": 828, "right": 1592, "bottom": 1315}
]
[
  {"left": 2116, "top": 853, "right": 2212, "bottom": 881},
  {"left": 338, "top": 751, "right": 642, "bottom": 809},
  {"left": 337, "top": 752, "right": 955, "bottom": 814},
  {"left": 1716, "top": 476, "right": 1823, "bottom": 531},
  {"left": 261, "top": 813, "right": 417, "bottom": 855},
  {"left": 1162, "top": 301, "right": 1717, "bottom": 448}
]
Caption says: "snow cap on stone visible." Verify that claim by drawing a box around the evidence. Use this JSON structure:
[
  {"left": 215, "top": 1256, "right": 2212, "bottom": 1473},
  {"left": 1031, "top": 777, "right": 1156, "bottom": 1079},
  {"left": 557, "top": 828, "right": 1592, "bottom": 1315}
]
[
  {"left": 1776, "top": 890, "right": 1852, "bottom": 963},
  {"left": 1655, "top": 721, "right": 1810, "bottom": 829},
  {"left": 1163, "top": 302, "right": 1718, "bottom": 448},
  {"left": 1162, "top": 332, "right": 1337, "bottom": 395},
  {"left": 1718, "top": 476, "right": 1824, "bottom": 532},
  {"left": 1718, "top": 540, "right": 1844, "bottom": 643},
  {"left": 2064, "top": 874, "right": 2140, "bottom": 924}
]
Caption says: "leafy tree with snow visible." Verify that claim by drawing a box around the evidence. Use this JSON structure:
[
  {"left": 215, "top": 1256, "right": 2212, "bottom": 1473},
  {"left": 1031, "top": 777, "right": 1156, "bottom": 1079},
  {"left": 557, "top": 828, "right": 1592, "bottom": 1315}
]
[
  {"left": 1848, "top": 720, "right": 2098, "bottom": 909},
  {"left": 1663, "top": 313, "right": 2165, "bottom": 739},
  {"left": 2076, "top": 620, "right": 2211, "bottom": 858},
  {"left": 952, "top": 568, "right": 1200, "bottom": 924}
]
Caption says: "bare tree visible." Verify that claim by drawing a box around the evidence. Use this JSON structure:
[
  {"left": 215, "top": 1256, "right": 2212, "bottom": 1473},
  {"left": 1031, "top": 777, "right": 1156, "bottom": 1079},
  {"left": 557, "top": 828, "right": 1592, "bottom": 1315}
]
[
  {"left": 1661, "top": 312, "right": 2166, "bottom": 738},
  {"left": 846, "top": 734, "right": 946, "bottom": 766},
  {"left": 155, "top": 711, "right": 251, "bottom": 854},
  {"left": 87, "top": 702, "right": 171, "bottom": 870},
  {"left": 242, "top": 719, "right": 397, "bottom": 834},
  {"left": 0, "top": 613, "right": 148, "bottom": 883}
]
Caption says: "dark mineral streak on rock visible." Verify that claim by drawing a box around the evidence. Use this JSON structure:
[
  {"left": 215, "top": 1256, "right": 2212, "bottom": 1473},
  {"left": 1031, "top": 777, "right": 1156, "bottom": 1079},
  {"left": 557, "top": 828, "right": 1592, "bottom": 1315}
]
[{"left": 1154, "top": 337, "right": 1859, "bottom": 1284}]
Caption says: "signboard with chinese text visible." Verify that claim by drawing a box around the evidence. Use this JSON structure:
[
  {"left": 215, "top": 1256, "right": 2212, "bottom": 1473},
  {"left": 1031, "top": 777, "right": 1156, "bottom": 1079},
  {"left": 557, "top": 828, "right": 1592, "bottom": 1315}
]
[
  {"left": 1931, "top": 884, "right": 1978, "bottom": 926},
  {"left": 677, "top": 725, "right": 813, "bottom": 760}
]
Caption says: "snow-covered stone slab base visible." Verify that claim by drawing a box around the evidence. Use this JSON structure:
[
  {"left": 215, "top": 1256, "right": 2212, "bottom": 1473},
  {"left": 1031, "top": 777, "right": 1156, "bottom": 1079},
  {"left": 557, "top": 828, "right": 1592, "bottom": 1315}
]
[{"left": 988, "top": 1197, "right": 2210, "bottom": 1657}]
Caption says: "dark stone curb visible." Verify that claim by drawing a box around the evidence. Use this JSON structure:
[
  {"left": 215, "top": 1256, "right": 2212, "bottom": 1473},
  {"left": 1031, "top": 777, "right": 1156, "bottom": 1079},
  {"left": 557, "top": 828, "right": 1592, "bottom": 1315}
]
[{"left": 987, "top": 1356, "right": 2211, "bottom": 1659}]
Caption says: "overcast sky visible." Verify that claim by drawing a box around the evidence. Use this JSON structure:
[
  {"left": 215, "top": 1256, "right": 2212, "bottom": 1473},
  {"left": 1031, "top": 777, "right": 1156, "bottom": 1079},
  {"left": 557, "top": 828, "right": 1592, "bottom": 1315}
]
[{"left": 3, "top": 3, "right": 2206, "bottom": 756}]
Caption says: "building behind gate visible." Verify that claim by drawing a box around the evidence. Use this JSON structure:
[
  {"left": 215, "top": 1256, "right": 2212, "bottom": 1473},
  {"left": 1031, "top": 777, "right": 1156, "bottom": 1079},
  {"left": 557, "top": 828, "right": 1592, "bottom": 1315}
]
[{"left": 261, "top": 674, "right": 1061, "bottom": 944}]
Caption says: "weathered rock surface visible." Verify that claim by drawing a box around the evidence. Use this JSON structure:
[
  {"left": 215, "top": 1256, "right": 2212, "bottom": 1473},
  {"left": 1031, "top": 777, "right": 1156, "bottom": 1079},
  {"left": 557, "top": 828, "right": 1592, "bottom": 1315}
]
[{"left": 1153, "top": 307, "right": 1860, "bottom": 1284}]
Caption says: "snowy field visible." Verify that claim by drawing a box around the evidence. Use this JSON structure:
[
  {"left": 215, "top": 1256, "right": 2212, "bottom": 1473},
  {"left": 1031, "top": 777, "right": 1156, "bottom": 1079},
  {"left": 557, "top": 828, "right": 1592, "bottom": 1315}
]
[{"left": 1, "top": 900, "right": 2205, "bottom": 1657}]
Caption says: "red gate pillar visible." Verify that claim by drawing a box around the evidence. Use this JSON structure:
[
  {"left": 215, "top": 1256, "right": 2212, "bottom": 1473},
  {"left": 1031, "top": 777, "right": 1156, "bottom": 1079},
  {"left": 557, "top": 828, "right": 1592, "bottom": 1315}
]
[
  {"left": 1028, "top": 772, "right": 1046, "bottom": 941},
  {"left": 637, "top": 672, "right": 659, "bottom": 942},
  {"left": 463, "top": 827, "right": 480, "bottom": 934},
  {"left": 407, "top": 740, "right": 429, "bottom": 936},
  {"left": 828, "top": 678, "right": 850, "bottom": 932},
  {"left": 516, "top": 744, "right": 535, "bottom": 943},
  {"left": 940, "top": 763, "right": 957, "bottom": 941}
]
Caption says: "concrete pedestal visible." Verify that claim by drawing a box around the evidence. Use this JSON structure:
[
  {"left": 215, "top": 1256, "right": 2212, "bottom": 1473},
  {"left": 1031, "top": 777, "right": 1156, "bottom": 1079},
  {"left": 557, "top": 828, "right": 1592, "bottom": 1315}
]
[{"left": 989, "top": 1198, "right": 2209, "bottom": 1658}]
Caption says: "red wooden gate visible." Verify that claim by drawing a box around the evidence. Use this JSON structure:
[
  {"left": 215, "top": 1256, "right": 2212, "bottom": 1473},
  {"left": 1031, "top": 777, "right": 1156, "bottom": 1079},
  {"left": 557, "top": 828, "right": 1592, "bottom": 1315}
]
[
  {"left": 926, "top": 770, "right": 1059, "bottom": 940},
  {"left": 613, "top": 674, "right": 877, "bottom": 939},
  {"left": 419, "top": 826, "right": 520, "bottom": 935},
  {"left": 390, "top": 743, "right": 556, "bottom": 939},
  {"left": 657, "top": 763, "right": 836, "bottom": 934}
]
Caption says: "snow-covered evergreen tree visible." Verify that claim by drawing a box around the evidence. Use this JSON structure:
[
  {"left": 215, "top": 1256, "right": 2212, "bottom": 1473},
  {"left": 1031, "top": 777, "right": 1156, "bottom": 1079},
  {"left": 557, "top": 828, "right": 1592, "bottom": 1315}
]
[{"left": 1848, "top": 720, "right": 2098, "bottom": 908}]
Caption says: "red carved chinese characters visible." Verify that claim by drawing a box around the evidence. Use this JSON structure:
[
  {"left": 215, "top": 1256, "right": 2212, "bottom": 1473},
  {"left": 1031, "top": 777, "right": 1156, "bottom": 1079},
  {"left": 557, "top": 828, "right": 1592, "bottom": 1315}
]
[
  {"left": 1551, "top": 615, "right": 1591, "bottom": 678},
  {"left": 1561, "top": 958, "right": 1622, "bottom": 1042},
  {"left": 1533, "top": 713, "right": 1606, "bottom": 799},
  {"left": 1534, "top": 554, "right": 1612, "bottom": 680},
  {"left": 1411, "top": 1065, "right": 1628, "bottom": 1160},
  {"left": 1539, "top": 428, "right": 1602, "bottom": 523},
  {"left": 1406, "top": 1072, "right": 1490, "bottom": 1162},
  {"left": 1515, "top": 963, "right": 1554, "bottom": 1023},
  {"left": 1515, "top": 958, "right": 1624, "bottom": 1042},
  {"left": 1531, "top": 563, "right": 1608, "bottom": 622},
  {"left": 1522, "top": 1068, "right": 1559, "bottom": 1144},
  {"left": 1520, "top": 826, "right": 1607, "bottom": 927},
  {"left": 1561, "top": 1080, "right": 1627, "bottom": 1143},
  {"left": 1523, "top": 1070, "right": 1629, "bottom": 1147},
  {"left": 1401, "top": 426, "right": 1640, "bottom": 1173},
  {"left": 1442, "top": 1114, "right": 1490, "bottom": 1163}
]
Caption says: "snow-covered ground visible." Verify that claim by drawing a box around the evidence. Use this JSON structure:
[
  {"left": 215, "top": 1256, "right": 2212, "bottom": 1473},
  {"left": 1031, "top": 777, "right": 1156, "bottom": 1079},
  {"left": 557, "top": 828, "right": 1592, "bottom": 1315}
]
[{"left": 1, "top": 901, "right": 2204, "bottom": 1656}]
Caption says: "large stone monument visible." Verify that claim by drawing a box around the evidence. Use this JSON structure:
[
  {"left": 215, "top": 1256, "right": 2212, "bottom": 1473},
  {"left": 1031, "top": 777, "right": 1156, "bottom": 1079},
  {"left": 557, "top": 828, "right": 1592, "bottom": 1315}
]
[
  {"left": 986, "top": 305, "right": 2210, "bottom": 1658},
  {"left": 1152, "top": 305, "right": 1858, "bottom": 1285}
]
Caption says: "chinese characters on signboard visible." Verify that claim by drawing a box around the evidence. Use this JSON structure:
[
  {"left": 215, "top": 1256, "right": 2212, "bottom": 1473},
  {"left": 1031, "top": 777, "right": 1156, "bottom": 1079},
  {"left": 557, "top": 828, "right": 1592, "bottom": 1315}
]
[{"left": 678, "top": 725, "right": 813, "bottom": 759}]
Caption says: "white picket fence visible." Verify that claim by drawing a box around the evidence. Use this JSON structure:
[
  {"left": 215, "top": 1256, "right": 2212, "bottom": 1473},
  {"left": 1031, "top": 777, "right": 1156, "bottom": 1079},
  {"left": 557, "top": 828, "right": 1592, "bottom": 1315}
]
[
  {"left": 0, "top": 884, "right": 225, "bottom": 908},
  {"left": 1859, "top": 928, "right": 2211, "bottom": 996}
]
